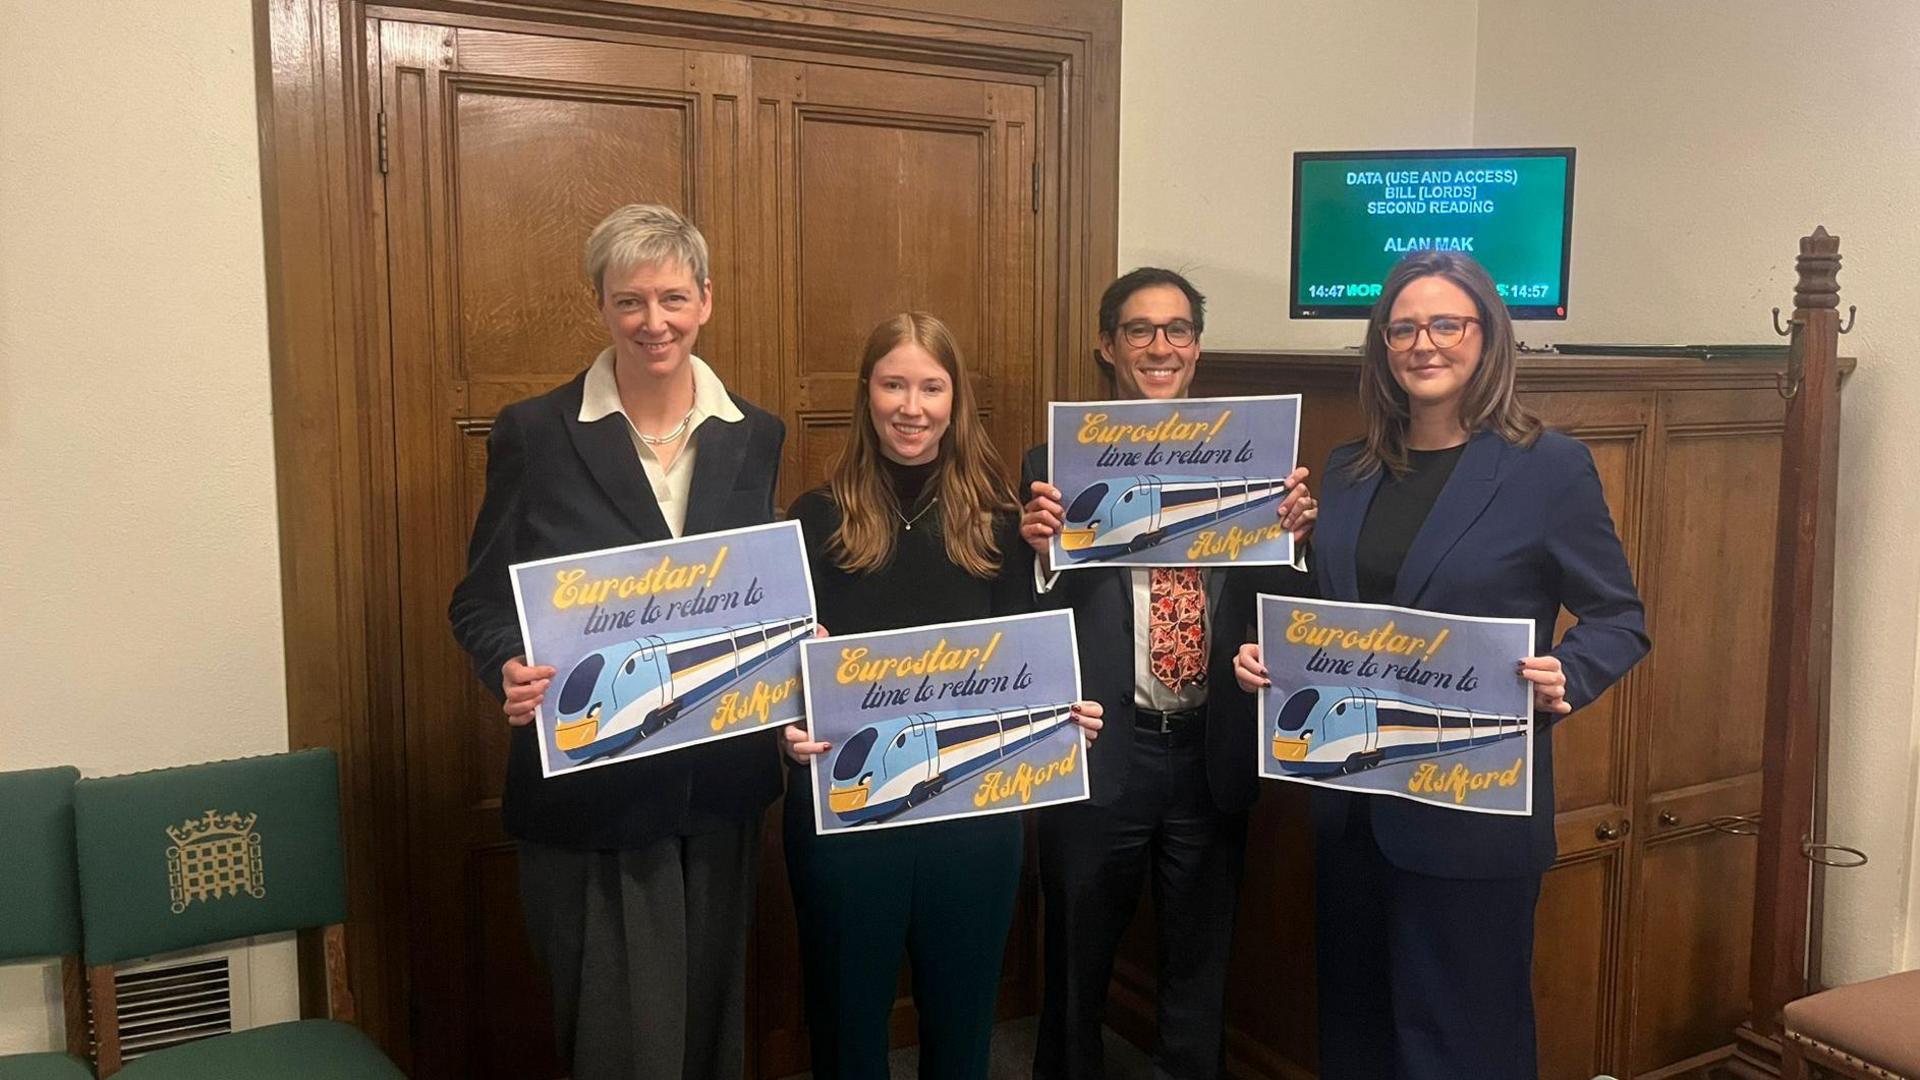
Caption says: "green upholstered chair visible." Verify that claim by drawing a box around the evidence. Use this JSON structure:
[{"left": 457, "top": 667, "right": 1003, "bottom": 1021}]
[
  {"left": 70, "top": 749, "right": 400, "bottom": 1079},
  {"left": 0, "top": 765, "right": 95, "bottom": 1080}
]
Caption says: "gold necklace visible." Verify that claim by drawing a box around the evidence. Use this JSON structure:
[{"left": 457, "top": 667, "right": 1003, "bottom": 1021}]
[{"left": 895, "top": 496, "right": 939, "bottom": 531}]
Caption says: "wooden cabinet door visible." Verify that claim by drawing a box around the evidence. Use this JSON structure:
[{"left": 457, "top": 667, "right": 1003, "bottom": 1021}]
[
  {"left": 375, "top": 21, "right": 754, "bottom": 1078},
  {"left": 374, "top": 19, "right": 1051, "bottom": 1078},
  {"left": 1522, "top": 391, "right": 1654, "bottom": 1080},
  {"left": 753, "top": 58, "right": 1043, "bottom": 507},
  {"left": 748, "top": 57, "right": 1047, "bottom": 1072},
  {"left": 1625, "top": 389, "right": 1784, "bottom": 1075}
]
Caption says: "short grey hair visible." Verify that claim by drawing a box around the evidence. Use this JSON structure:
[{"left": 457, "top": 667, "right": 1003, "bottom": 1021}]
[{"left": 584, "top": 203, "right": 711, "bottom": 300}]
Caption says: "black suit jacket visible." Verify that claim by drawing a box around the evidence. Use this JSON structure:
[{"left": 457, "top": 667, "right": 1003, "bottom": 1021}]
[
  {"left": 1021, "top": 445, "right": 1306, "bottom": 814},
  {"left": 1309, "top": 430, "right": 1649, "bottom": 878},
  {"left": 449, "top": 369, "right": 787, "bottom": 851}
]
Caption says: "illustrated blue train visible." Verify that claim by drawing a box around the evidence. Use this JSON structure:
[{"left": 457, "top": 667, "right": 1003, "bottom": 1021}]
[
  {"left": 826, "top": 702, "right": 1077, "bottom": 824},
  {"left": 1269, "top": 685, "right": 1530, "bottom": 776},
  {"left": 550, "top": 615, "right": 815, "bottom": 762},
  {"left": 1058, "top": 474, "right": 1292, "bottom": 560}
]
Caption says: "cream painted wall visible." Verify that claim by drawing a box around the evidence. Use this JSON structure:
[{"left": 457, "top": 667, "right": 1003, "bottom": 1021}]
[
  {"left": 1471, "top": 0, "right": 1920, "bottom": 988},
  {"left": 0, "top": 0, "right": 298, "bottom": 1052},
  {"left": 1121, "top": 0, "right": 1919, "bottom": 984},
  {"left": 1119, "top": 0, "right": 1479, "bottom": 348}
]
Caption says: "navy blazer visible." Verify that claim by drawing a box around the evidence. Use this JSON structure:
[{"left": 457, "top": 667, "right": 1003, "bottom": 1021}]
[
  {"left": 449, "top": 369, "right": 787, "bottom": 851},
  {"left": 1021, "top": 445, "right": 1307, "bottom": 813},
  {"left": 1310, "top": 429, "right": 1649, "bottom": 879}
]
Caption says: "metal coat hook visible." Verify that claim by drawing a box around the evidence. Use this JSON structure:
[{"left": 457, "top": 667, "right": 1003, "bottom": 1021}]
[
  {"left": 1771, "top": 307, "right": 1796, "bottom": 337},
  {"left": 1802, "top": 840, "right": 1868, "bottom": 868},
  {"left": 1838, "top": 305, "right": 1857, "bottom": 334}
]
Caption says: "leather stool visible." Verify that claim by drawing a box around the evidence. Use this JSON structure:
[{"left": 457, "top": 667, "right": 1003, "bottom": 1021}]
[{"left": 1781, "top": 969, "right": 1920, "bottom": 1079}]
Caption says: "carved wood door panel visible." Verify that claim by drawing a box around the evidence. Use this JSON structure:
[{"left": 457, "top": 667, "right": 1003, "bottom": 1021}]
[
  {"left": 1626, "top": 389, "right": 1784, "bottom": 1075},
  {"left": 373, "top": 18, "right": 1050, "bottom": 1078},
  {"left": 1524, "top": 390, "right": 1653, "bottom": 1080}
]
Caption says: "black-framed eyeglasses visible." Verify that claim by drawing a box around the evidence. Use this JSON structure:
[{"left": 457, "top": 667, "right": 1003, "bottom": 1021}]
[
  {"left": 1117, "top": 319, "right": 1198, "bottom": 348},
  {"left": 1382, "top": 315, "right": 1480, "bottom": 352}
]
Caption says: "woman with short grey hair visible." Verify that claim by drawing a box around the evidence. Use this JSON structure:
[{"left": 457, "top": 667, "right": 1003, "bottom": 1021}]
[{"left": 451, "top": 202, "right": 786, "bottom": 1080}]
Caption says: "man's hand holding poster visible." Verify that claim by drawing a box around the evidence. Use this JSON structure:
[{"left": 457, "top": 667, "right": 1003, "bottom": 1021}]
[
  {"left": 803, "top": 610, "right": 1086, "bottom": 834},
  {"left": 1256, "top": 595, "right": 1536, "bottom": 815},
  {"left": 509, "top": 521, "right": 816, "bottom": 778},
  {"left": 1047, "top": 394, "right": 1301, "bottom": 569}
]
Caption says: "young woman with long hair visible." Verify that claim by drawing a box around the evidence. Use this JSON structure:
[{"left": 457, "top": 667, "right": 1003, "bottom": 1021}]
[
  {"left": 1234, "top": 251, "right": 1649, "bottom": 1079},
  {"left": 781, "top": 312, "right": 1102, "bottom": 1080}
]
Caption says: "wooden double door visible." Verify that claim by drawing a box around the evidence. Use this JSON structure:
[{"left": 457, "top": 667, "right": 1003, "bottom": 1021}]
[{"left": 370, "top": 15, "right": 1055, "bottom": 1077}]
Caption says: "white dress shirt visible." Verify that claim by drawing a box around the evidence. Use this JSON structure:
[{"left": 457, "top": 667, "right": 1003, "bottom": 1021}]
[{"left": 577, "top": 348, "right": 744, "bottom": 537}]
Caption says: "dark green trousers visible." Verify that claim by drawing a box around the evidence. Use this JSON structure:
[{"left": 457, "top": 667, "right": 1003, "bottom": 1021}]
[{"left": 783, "top": 779, "right": 1023, "bottom": 1080}]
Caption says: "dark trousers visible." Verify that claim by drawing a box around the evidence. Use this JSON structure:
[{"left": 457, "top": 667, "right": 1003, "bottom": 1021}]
[
  {"left": 516, "top": 821, "right": 757, "bottom": 1080},
  {"left": 1315, "top": 798, "right": 1543, "bottom": 1080},
  {"left": 784, "top": 786, "right": 1024, "bottom": 1080},
  {"left": 1035, "top": 731, "right": 1248, "bottom": 1080}
]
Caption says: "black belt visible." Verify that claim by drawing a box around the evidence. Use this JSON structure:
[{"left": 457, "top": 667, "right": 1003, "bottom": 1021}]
[{"left": 1134, "top": 705, "right": 1205, "bottom": 735}]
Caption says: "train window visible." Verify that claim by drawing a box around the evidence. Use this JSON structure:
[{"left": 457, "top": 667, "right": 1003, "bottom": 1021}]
[
  {"left": 1276, "top": 688, "right": 1319, "bottom": 731},
  {"left": 1335, "top": 702, "right": 1346, "bottom": 715},
  {"left": 1122, "top": 491, "right": 1133, "bottom": 503},
  {"left": 1065, "top": 483, "right": 1109, "bottom": 522},
  {"left": 556, "top": 653, "right": 606, "bottom": 715},
  {"left": 833, "top": 728, "right": 879, "bottom": 781}
]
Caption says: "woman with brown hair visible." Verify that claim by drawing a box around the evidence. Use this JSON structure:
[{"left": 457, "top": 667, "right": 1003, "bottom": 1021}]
[
  {"left": 780, "top": 312, "right": 1101, "bottom": 1079},
  {"left": 1233, "top": 251, "right": 1649, "bottom": 1079}
]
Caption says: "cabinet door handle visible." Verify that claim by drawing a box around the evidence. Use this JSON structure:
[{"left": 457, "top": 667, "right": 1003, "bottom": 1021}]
[
  {"left": 1659, "top": 811, "right": 1681, "bottom": 827},
  {"left": 1595, "top": 821, "right": 1622, "bottom": 841}
]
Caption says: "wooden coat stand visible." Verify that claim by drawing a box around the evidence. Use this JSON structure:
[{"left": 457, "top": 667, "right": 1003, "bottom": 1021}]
[{"left": 1724, "top": 227, "right": 1862, "bottom": 1079}]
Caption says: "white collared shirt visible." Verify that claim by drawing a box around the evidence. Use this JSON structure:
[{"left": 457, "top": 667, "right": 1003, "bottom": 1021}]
[{"left": 577, "top": 348, "right": 744, "bottom": 537}]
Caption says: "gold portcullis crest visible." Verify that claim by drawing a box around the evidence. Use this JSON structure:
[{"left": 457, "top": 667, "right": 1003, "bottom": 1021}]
[{"left": 166, "top": 811, "right": 265, "bottom": 914}]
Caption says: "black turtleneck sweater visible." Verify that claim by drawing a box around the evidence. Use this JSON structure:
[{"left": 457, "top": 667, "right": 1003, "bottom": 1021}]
[
  {"left": 1355, "top": 443, "right": 1468, "bottom": 604},
  {"left": 786, "top": 457, "right": 1033, "bottom": 637}
]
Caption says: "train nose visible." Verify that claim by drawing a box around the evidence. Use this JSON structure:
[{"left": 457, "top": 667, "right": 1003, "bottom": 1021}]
[
  {"left": 555, "top": 704, "right": 602, "bottom": 752},
  {"left": 828, "top": 779, "right": 871, "bottom": 813},
  {"left": 1271, "top": 735, "right": 1311, "bottom": 761}
]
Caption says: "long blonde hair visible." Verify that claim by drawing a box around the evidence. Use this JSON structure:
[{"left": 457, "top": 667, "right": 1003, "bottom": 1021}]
[
  {"left": 827, "top": 313, "right": 1016, "bottom": 577},
  {"left": 1351, "top": 250, "right": 1543, "bottom": 479}
]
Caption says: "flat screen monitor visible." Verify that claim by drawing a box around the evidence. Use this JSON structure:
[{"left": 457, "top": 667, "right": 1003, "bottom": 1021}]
[{"left": 1290, "top": 147, "right": 1575, "bottom": 319}]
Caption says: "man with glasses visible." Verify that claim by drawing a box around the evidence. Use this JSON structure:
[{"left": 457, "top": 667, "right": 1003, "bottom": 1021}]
[{"left": 1018, "top": 268, "right": 1315, "bottom": 1079}]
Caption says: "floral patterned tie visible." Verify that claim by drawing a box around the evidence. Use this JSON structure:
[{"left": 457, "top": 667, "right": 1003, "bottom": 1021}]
[{"left": 1149, "top": 567, "right": 1207, "bottom": 693}]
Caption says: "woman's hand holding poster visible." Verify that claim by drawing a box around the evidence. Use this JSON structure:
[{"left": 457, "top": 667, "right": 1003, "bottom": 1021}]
[
  {"left": 803, "top": 610, "right": 1086, "bottom": 834},
  {"left": 509, "top": 521, "right": 817, "bottom": 778},
  {"left": 1047, "top": 394, "right": 1301, "bottom": 569},
  {"left": 1256, "top": 595, "right": 1536, "bottom": 815}
]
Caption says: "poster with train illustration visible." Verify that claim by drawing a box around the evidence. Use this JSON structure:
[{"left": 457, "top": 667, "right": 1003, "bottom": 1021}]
[
  {"left": 1046, "top": 394, "right": 1301, "bottom": 570},
  {"left": 1256, "top": 596, "right": 1536, "bottom": 815},
  {"left": 802, "top": 610, "right": 1086, "bottom": 834},
  {"left": 510, "top": 521, "right": 816, "bottom": 778}
]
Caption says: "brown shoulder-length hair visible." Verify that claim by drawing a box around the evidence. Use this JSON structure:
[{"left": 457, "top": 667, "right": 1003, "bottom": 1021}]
[
  {"left": 1351, "top": 250, "right": 1543, "bottom": 479},
  {"left": 827, "top": 312, "right": 1017, "bottom": 578}
]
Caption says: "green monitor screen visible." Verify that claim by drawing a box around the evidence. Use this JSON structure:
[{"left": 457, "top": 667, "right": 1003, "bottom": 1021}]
[{"left": 1291, "top": 147, "right": 1575, "bottom": 320}]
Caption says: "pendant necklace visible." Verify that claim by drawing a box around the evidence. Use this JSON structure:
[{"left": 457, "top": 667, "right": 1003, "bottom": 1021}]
[
  {"left": 636, "top": 406, "right": 696, "bottom": 445},
  {"left": 896, "top": 496, "right": 939, "bottom": 531}
]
